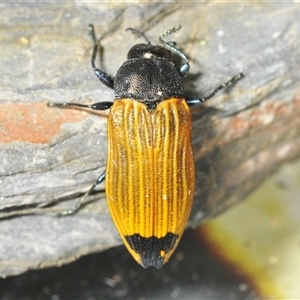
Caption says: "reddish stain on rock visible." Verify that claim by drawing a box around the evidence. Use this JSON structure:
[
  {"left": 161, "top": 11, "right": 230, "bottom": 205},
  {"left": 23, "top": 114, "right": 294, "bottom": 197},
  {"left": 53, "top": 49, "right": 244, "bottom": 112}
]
[{"left": 0, "top": 102, "right": 102, "bottom": 144}]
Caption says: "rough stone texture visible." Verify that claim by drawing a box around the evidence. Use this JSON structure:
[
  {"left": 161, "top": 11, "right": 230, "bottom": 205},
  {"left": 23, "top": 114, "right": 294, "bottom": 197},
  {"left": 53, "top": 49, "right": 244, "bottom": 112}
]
[{"left": 0, "top": 2, "right": 300, "bottom": 276}]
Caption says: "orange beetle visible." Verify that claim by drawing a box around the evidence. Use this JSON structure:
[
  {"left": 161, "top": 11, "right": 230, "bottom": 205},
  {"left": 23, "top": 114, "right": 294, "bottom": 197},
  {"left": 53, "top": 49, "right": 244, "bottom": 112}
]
[{"left": 49, "top": 25, "right": 243, "bottom": 268}]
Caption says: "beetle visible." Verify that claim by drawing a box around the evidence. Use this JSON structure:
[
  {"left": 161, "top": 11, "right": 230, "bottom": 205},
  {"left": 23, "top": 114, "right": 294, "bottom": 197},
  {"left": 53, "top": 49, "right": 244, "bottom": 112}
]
[{"left": 49, "top": 25, "right": 243, "bottom": 268}]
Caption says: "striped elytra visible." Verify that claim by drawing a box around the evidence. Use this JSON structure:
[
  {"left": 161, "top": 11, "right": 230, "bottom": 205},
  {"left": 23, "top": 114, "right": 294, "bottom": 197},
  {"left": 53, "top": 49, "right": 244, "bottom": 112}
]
[{"left": 106, "top": 97, "right": 195, "bottom": 268}]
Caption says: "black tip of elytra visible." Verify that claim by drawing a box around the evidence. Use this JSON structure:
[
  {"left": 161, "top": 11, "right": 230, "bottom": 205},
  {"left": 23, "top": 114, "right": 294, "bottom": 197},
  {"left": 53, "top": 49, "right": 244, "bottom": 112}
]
[
  {"left": 125, "top": 232, "right": 178, "bottom": 269},
  {"left": 141, "top": 252, "right": 164, "bottom": 269}
]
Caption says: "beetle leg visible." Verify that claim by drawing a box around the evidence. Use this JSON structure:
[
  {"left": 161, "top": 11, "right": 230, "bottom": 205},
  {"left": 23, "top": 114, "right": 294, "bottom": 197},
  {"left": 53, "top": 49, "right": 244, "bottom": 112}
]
[
  {"left": 47, "top": 101, "right": 113, "bottom": 110},
  {"left": 89, "top": 24, "right": 114, "bottom": 89},
  {"left": 186, "top": 73, "right": 244, "bottom": 106},
  {"left": 158, "top": 26, "right": 190, "bottom": 78},
  {"left": 61, "top": 171, "right": 106, "bottom": 216}
]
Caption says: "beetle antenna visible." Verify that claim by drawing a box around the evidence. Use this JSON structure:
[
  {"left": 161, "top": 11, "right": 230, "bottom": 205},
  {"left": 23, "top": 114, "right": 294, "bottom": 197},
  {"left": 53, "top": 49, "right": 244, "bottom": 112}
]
[
  {"left": 126, "top": 28, "right": 151, "bottom": 45},
  {"left": 159, "top": 25, "right": 187, "bottom": 61},
  {"left": 160, "top": 25, "right": 182, "bottom": 39},
  {"left": 159, "top": 25, "right": 190, "bottom": 77}
]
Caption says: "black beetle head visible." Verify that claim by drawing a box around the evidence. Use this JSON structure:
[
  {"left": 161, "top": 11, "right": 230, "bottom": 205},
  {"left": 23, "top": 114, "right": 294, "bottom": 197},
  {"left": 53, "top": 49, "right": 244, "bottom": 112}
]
[{"left": 127, "top": 44, "right": 170, "bottom": 60}]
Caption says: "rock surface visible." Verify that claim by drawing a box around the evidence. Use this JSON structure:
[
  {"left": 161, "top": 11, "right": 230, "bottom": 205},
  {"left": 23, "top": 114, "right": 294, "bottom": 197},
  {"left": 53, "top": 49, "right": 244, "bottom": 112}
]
[{"left": 1, "top": 2, "right": 300, "bottom": 276}]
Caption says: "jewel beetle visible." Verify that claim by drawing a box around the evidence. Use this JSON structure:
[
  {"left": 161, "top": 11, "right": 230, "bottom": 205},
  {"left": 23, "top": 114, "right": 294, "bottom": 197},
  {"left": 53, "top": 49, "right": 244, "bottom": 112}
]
[{"left": 49, "top": 25, "right": 243, "bottom": 269}]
